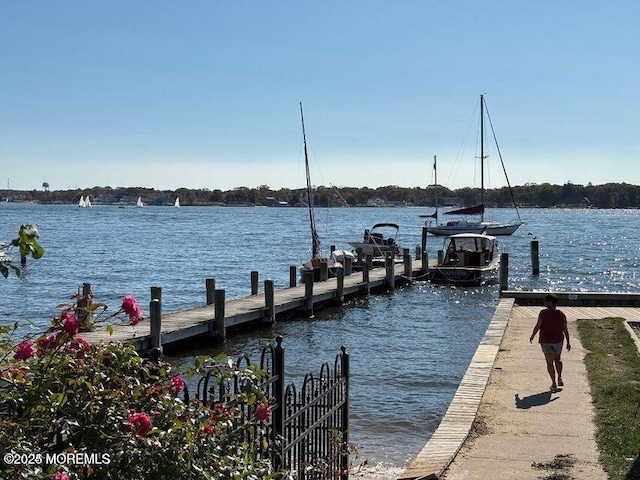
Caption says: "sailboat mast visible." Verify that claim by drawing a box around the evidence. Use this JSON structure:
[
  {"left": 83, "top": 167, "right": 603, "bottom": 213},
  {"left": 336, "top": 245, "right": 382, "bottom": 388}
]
[
  {"left": 480, "top": 94, "right": 485, "bottom": 222},
  {"left": 300, "top": 102, "right": 320, "bottom": 259},
  {"left": 433, "top": 155, "right": 438, "bottom": 223}
]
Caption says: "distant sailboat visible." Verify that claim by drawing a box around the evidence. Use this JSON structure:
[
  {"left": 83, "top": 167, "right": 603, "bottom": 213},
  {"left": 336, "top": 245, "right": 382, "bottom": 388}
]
[
  {"left": 174, "top": 197, "right": 180, "bottom": 208},
  {"left": 78, "top": 196, "right": 86, "bottom": 207},
  {"left": 85, "top": 196, "right": 92, "bottom": 207},
  {"left": 136, "top": 197, "right": 144, "bottom": 208}
]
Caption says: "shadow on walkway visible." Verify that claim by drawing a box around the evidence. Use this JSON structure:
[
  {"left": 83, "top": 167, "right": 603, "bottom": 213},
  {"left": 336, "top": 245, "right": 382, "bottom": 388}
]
[{"left": 515, "top": 391, "right": 560, "bottom": 409}]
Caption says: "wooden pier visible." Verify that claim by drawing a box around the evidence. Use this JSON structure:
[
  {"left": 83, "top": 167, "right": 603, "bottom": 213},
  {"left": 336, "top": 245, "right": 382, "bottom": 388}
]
[{"left": 81, "top": 252, "right": 431, "bottom": 353}]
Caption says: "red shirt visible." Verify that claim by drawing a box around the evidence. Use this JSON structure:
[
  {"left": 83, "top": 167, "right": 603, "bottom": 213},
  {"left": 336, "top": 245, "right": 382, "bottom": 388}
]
[{"left": 538, "top": 309, "right": 566, "bottom": 344}]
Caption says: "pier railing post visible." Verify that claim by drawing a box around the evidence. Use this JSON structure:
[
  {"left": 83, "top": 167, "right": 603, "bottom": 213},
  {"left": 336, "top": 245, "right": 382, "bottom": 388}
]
[
  {"left": 150, "top": 286, "right": 162, "bottom": 353},
  {"left": 362, "top": 263, "right": 370, "bottom": 295},
  {"left": 500, "top": 253, "right": 509, "bottom": 292},
  {"left": 213, "top": 289, "right": 226, "bottom": 342},
  {"left": 356, "top": 247, "right": 363, "bottom": 266},
  {"left": 205, "top": 278, "right": 215, "bottom": 305},
  {"left": 403, "top": 248, "right": 412, "bottom": 278},
  {"left": 251, "top": 271, "right": 259, "bottom": 295},
  {"left": 385, "top": 253, "right": 395, "bottom": 290},
  {"left": 77, "top": 283, "right": 92, "bottom": 325},
  {"left": 336, "top": 268, "right": 344, "bottom": 303},
  {"left": 365, "top": 254, "right": 372, "bottom": 270},
  {"left": 289, "top": 266, "right": 297, "bottom": 287},
  {"left": 304, "top": 271, "right": 314, "bottom": 317},
  {"left": 415, "top": 244, "right": 421, "bottom": 261},
  {"left": 531, "top": 240, "right": 540, "bottom": 276},
  {"left": 264, "top": 279, "right": 275, "bottom": 324}
]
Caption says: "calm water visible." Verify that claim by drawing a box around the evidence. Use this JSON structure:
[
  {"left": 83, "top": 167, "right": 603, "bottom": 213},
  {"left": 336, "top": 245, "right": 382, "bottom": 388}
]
[{"left": 1, "top": 204, "right": 639, "bottom": 478}]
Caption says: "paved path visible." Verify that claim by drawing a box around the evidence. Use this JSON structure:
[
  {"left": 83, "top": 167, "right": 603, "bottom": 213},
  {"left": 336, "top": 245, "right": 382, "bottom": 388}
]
[{"left": 399, "top": 301, "right": 640, "bottom": 480}]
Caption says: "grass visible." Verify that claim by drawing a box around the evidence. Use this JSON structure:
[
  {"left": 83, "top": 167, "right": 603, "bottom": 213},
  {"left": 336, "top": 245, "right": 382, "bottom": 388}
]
[{"left": 577, "top": 317, "right": 640, "bottom": 480}]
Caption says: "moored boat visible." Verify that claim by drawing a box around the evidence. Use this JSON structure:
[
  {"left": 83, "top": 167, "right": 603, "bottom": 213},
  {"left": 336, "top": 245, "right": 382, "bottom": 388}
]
[
  {"left": 349, "top": 223, "right": 400, "bottom": 259},
  {"left": 428, "top": 232, "right": 500, "bottom": 286}
]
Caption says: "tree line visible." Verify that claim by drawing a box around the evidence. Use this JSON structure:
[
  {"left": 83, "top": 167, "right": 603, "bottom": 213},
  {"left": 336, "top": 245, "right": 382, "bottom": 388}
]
[{"left": 1, "top": 181, "right": 639, "bottom": 209}]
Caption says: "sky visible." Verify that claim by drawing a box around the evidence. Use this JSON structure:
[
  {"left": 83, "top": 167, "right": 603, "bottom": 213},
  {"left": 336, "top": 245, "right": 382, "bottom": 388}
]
[{"left": 1, "top": 2, "right": 639, "bottom": 192}]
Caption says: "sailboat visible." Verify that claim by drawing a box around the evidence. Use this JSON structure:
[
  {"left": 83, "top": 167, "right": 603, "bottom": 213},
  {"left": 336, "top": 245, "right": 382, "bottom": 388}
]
[
  {"left": 298, "top": 103, "right": 352, "bottom": 281},
  {"left": 78, "top": 196, "right": 86, "bottom": 207},
  {"left": 136, "top": 197, "right": 144, "bottom": 208},
  {"left": 422, "top": 95, "right": 522, "bottom": 236},
  {"left": 85, "top": 195, "right": 92, "bottom": 207},
  {"left": 174, "top": 197, "right": 180, "bottom": 208}
]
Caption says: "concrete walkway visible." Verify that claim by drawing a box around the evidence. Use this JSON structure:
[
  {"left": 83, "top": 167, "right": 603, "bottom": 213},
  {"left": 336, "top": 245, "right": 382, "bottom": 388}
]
[{"left": 399, "top": 300, "right": 640, "bottom": 480}]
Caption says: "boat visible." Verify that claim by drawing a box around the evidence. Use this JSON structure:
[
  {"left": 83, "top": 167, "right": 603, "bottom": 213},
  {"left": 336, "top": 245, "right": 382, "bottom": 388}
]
[
  {"left": 136, "top": 197, "right": 144, "bottom": 208},
  {"left": 349, "top": 223, "right": 400, "bottom": 259},
  {"left": 422, "top": 95, "right": 522, "bottom": 236},
  {"left": 85, "top": 196, "right": 92, "bottom": 207},
  {"left": 428, "top": 232, "right": 500, "bottom": 286},
  {"left": 78, "top": 196, "right": 86, "bottom": 207},
  {"left": 174, "top": 197, "right": 180, "bottom": 208},
  {"left": 297, "top": 103, "right": 352, "bottom": 281}
]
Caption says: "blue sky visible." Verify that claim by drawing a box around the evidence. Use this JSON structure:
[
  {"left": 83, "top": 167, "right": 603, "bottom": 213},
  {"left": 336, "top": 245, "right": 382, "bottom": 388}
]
[{"left": 1, "top": 2, "right": 638, "bottom": 192}]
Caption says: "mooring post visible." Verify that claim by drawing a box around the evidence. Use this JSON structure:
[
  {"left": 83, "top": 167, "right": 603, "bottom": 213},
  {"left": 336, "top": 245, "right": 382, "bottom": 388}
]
[
  {"left": 365, "top": 253, "right": 372, "bottom": 270},
  {"left": 336, "top": 267, "right": 344, "bottom": 303},
  {"left": 415, "top": 244, "right": 422, "bottom": 261},
  {"left": 344, "top": 256, "right": 352, "bottom": 276},
  {"left": 362, "top": 262, "right": 370, "bottom": 295},
  {"left": 330, "top": 245, "right": 335, "bottom": 253},
  {"left": 77, "top": 283, "right": 92, "bottom": 325},
  {"left": 356, "top": 247, "right": 363, "bottom": 267},
  {"left": 531, "top": 240, "right": 540, "bottom": 276},
  {"left": 205, "top": 278, "right": 215, "bottom": 305},
  {"left": 264, "top": 279, "right": 275, "bottom": 324},
  {"left": 500, "top": 253, "right": 509, "bottom": 292},
  {"left": 289, "top": 266, "right": 297, "bottom": 287},
  {"left": 421, "top": 226, "right": 428, "bottom": 272},
  {"left": 251, "top": 271, "right": 259, "bottom": 295},
  {"left": 304, "top": 271, "right": 314, "bottom": 317},
  {"left": 150, "top": 286, "right": 162, "bottom": 352},
  {"left": 213, "top": 289, "right": 226, "bottom": 341},
  {"left": 438, "top": 249, "right": 444, "bottom": 265},
  {"left": 403, "top": 248, "right": 412, "bottom": 278},
  {"left": 385, "top": 253, "right": 395, "bottom": 289}
]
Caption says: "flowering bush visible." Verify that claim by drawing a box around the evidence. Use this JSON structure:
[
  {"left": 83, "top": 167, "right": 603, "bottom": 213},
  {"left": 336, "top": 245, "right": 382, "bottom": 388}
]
[
  {"left": 0, "top": 295, "right": 285, "bottom": 479},
  {"left": 1, "top": 223, "right": 45, "bottom": 278}
]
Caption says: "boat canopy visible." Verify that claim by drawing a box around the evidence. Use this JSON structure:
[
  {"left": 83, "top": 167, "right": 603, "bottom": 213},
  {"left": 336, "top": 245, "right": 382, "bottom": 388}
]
[
  {"left": 372, "top": 223, "right": 400, "bottom": 230},
  {"left": 444, "top": 204, "right": 485, "bottom": 215}
]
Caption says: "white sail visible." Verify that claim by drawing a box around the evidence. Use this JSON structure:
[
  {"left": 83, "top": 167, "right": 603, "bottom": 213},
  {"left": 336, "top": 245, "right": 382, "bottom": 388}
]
[
  {"left": 78, "top": 196, "right": 86, "bottom": 207},
  {"left": 174, "top": 197, "right": 180, "bottom": 208},
  {"left": 136, "top": 197, "right": 144, "bottom": 208},
  {"left": 85, "top": 196, "right": 92, "bottom": 207}
]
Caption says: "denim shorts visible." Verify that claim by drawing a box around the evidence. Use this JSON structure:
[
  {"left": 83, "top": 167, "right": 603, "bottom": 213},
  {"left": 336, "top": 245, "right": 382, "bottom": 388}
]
[{"left": 541, "top": 342, "right": 563, "bottom": 354}]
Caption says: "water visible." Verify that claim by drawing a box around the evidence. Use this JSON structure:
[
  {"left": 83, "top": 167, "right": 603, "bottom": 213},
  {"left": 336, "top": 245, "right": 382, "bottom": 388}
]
[{"left": 1, "top": 204, "right": 639, "bottom": 478}]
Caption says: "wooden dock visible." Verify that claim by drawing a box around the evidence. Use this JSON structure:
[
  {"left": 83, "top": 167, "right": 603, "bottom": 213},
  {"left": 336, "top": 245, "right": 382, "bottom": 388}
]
[{"left": 81, "top": 257, "right": 429, "bottom": 352}]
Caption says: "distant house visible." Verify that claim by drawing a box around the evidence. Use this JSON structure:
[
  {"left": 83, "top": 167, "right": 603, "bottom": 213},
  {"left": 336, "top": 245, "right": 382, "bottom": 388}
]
[{"left": 366, "top": 197, "right": 385, "bottom": 207}]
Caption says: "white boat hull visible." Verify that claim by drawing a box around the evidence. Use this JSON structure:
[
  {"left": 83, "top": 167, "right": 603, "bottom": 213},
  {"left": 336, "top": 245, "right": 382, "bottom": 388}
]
[{"left": 427, "top": 221, "right": 521, "bottom": 236}]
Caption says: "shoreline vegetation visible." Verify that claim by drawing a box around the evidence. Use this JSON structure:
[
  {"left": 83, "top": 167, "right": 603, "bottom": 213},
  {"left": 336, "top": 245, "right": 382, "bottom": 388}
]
[
  {"left": 2, "top": 181, "right": 640, "bottom": 209},
  {"left": 577, "top": 317, "right": 640, "bottom": 480}
]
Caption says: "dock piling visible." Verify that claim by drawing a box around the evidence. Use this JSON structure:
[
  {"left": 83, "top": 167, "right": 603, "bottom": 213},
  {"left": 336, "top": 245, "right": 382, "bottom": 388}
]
[
  {"left": 344, "top": 256, "right": 352, "bottom": 276},
  {"left": 362, "top": 263, "right": 370, "bottom": 295},
  {"left": 304, "top": 271, "right": 314, "bottom": 317},
  {"left": 421, "top": 226, "right": 428, "bottom": 272},
  {"left": 531, "top": 240, "right": 540, "bottom": 276},
  {"left": 205, "top": 278, "right": 215, "bottom": 305},
  {"left": 500, "top": 253, "right": 509, "bottom": 292},
  {"left": 289, "top": 266, "right": 297, "bottom": 287},
  {"left": 251, "top": 271, "right": 259, "bottom": 295},
  {"left": 336, "top": 268, "right": 344, "bottom": 303},
  {"left": 149, "top": 286, "right": 162, "bottom": 353},
  {"left": 213, "top": 289, "right": 226, "bottom": 342},
  {"left": 403, "top": 248, "right": 412, "bottom": 278},
  {"left": 264, "top": 279, "right": 275, "bottom": 324},
  {"left": 385, "top": 254, "right": 395, "bottom": 289}
]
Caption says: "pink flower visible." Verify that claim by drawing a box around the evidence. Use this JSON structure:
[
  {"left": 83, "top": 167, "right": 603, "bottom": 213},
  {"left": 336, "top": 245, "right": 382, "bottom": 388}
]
[
  {"left": 122, "top": 296, "right": 142, "bottom": 324},
  {"left": 36, "top": 334, "right": 58, "bottom": 356},
  {"left": 63, "top": 314, "right": 79, "bottom": 336},
  {"left": 14, "top": 340, "right": 35, "bottom": 360},
  {"left": 67, "top": 337, "right": 90, "bottom": 358},
  {"left": 253, "top": 403, "right": 272, "bottom": 422},
  {"left": 54, "top": 472, "right": 70, "bottom": 480},
  {"left": 203, "top": 424, "right": 214, "bottom": 436},
  {"left": 129, "top": 411, "right": 152, "bottom": 437},
  {"left": 170, "top": 376, "right": 185, "bottom": 394}
]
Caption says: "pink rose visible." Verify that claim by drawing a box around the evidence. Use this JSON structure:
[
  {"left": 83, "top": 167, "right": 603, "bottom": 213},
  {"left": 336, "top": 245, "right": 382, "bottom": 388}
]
[
  {"left": 36, "top": 334, "right": 58, "bottom": 356},
  {"left": 253, "top": 403, "right": 272, "bottom": 422},
  {"left": 170, "top": 376, "right": 185, "bottom": 394},
  {"left": 203, "top": 424, "right": 214, "bottom": 436},
  {"left": 63, "top": 314, "right": 79, "bottom": 336},
  {"left": 122, "top": 296, "right": 143, "bottom": 324},
  {"left": 129, "top": 412, "right": 152, "bottom": 436},
  {"left": 54, "top": 472, "right": 70, "bottom": 480},
  {"left": 14, "top": 340, "right": 35, "bottom": 360}
]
